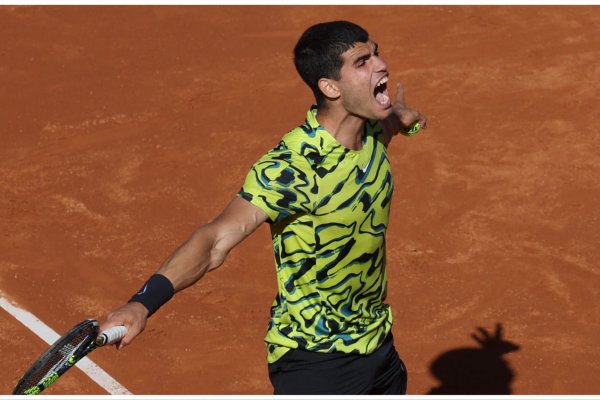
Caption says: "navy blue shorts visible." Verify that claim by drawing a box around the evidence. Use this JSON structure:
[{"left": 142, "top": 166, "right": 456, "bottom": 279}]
[{"left": 267, "top": 334, "right": 407, "bottom": 395}]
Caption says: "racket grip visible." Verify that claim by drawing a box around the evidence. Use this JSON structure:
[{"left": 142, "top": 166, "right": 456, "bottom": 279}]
[{"left": 95, "top": 326, "right": 127, "bottom": 346}]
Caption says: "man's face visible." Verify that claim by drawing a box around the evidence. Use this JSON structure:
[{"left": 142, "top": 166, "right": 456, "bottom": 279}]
[{"left": 335, "top": 39, "right": 392, "bottom": 121}]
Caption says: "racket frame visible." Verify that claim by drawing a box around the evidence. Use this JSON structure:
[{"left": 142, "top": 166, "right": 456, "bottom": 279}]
[{"left": 13, "top": 319, "right": 106, "bottom": 395}]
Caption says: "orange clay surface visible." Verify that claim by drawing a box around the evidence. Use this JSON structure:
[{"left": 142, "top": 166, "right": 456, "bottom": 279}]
[{"left": 1, "top": 6, "right": 599, "bottom": 395}]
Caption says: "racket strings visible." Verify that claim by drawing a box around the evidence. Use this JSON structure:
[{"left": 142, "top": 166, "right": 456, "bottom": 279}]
[
  {"left": 59, "top": 343, "right": 76, "bottom": 357},
  {"left": 15, "top": 322, "right": 98, "bottom": 393}
]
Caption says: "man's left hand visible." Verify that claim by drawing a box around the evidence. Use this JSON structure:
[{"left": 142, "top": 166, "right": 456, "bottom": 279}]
[{"left": 391, "top": 83, "right": 428, "bottom": 133}]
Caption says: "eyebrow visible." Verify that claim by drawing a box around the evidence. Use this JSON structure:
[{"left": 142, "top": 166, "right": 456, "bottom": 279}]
[{"left": 353, "top": 42, "right": 379, "bottom": 65}]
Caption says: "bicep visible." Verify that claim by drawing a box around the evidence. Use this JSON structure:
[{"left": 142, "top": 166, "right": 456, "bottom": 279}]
[{"left": 206, "top": 196, "right": 268, "bottom": 261}]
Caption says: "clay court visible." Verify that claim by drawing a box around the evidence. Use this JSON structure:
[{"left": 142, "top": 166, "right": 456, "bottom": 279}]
[{"left": 1, "top": 5, "right": 599, "bottom": 395}]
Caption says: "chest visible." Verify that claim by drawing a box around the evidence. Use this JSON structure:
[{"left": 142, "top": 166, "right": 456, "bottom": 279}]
[{"left": 314, "top": 140, "right": 394, "bottom": 227}]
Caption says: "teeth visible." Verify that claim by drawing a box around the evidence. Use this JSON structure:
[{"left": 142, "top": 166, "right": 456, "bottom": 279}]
[{"left": 376, "top": 76, "right": 388, "bottom": 88}]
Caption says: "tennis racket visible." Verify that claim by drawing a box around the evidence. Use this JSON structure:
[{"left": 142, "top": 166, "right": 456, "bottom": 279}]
[{"left": 13, "top": 319, "right": 126, "bottom": 395}]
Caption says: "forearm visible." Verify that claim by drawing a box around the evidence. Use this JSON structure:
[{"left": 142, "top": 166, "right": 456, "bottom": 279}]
[
  {"left": 156, "top": 224, "right": 222, "bottom": 292},
  {"left": 100, "top": 197, "right": 266, "bottom": 347},
  {"left": 382, "top": 111, "right": 403, "bottom": 137},
  {"left": 134, "top": 198, "right": 265, "bottom": 313}
]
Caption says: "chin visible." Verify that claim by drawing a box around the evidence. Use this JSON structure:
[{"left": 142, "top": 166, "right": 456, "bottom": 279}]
[
  {"left": 373, "top": 106, "right": 393, "bottom": 121},
  {"left": 352, "top": 103, "right": 392, "bottom": 121}
]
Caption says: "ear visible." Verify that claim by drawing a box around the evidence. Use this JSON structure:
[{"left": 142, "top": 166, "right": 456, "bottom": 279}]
[{"left": 317, "top": 78, "right": 340, "bottom": 100}]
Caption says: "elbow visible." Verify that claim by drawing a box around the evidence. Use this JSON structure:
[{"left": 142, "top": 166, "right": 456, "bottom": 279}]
[
  {"left": 207, "top": 247, "right": 227, "bottom": 272},
  {"left": 199, "top": 225, "right": 229, "bottom": 273}
]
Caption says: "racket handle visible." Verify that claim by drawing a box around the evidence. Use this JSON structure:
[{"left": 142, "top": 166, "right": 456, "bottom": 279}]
[{"left": 95, "top": 326, "right": 127, "bottom": 346}]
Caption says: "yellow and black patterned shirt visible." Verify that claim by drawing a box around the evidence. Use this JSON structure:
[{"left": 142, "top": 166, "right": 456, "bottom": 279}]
[{"left": 238, "top": 106, "right": 394, "bottom": 363}]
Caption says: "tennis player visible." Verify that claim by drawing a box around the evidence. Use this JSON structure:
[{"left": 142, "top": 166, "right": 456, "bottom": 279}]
[{"left": 101, "top": 20, "right": 428, "bottom": 394}]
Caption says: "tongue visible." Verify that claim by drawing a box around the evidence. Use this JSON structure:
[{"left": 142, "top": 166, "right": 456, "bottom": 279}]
[{"left": 375, "top": 91, "right": 390, "bottom": 106}]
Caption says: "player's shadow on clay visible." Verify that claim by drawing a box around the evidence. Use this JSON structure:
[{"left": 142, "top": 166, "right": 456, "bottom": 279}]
[{"left": 427, "top": 323, "right": 520, "bottom": 394}]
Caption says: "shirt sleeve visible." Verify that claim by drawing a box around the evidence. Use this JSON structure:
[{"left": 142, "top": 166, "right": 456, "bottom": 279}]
[{"left": 238, "top": 146, "right": 317, "bottom": 223}]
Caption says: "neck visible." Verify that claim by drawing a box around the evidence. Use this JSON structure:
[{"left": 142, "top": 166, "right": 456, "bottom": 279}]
[{"left": 316, "top": 103, "right": 366, "bottom": 151}]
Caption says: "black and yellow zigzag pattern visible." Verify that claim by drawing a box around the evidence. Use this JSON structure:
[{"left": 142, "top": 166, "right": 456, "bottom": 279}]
[{"left": 239, "top": 106, "right": 394, "bottom": 363}]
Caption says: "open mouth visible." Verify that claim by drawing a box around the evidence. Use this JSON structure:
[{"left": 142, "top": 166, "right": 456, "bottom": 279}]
[{"left": 374, "top": 76, "right": 390, "bottom": 107}]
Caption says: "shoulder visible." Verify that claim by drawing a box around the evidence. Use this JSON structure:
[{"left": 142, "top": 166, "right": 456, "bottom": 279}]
[
  {"left": 249, "top": 122, "right": 328, "bottom": 176},
  {"left": 250, "top": 134, "right": 316, "bottom": 181},
  {"left": 240, "top": 137, "right": 319, "bottom": 223},
  {"left": 242, "top": 126, "right": 322, "bottom": 197}
]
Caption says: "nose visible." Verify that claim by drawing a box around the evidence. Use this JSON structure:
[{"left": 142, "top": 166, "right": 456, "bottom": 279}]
[{"left": 373, "top": 54, "right": 387, "bottom": 72}]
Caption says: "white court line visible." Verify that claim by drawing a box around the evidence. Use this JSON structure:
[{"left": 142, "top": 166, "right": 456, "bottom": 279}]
[{"left": 0, "top": 292, "right": 132, "bottom": 395}]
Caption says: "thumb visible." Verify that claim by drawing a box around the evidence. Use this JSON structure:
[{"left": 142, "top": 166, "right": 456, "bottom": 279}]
[{"left": 395, "top": 82, "right": 406, "bottom": 107}]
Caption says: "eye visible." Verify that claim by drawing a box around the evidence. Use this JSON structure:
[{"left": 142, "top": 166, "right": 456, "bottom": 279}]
[{"left": 355, "top": 55, "right": 369, "bottom": 67}]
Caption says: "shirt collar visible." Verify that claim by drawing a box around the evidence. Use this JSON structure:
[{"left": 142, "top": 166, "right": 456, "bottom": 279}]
[
  {"left": 305, "top": 104, "right": 321, "bottom": 131},
  {"left": 304, "top": 105, "right": 369, "bottom": 152}
]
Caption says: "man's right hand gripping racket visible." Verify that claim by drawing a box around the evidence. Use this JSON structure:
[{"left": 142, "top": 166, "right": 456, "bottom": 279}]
[{"left": 12, "top": 319, "right": 126, "bottom": 395}]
